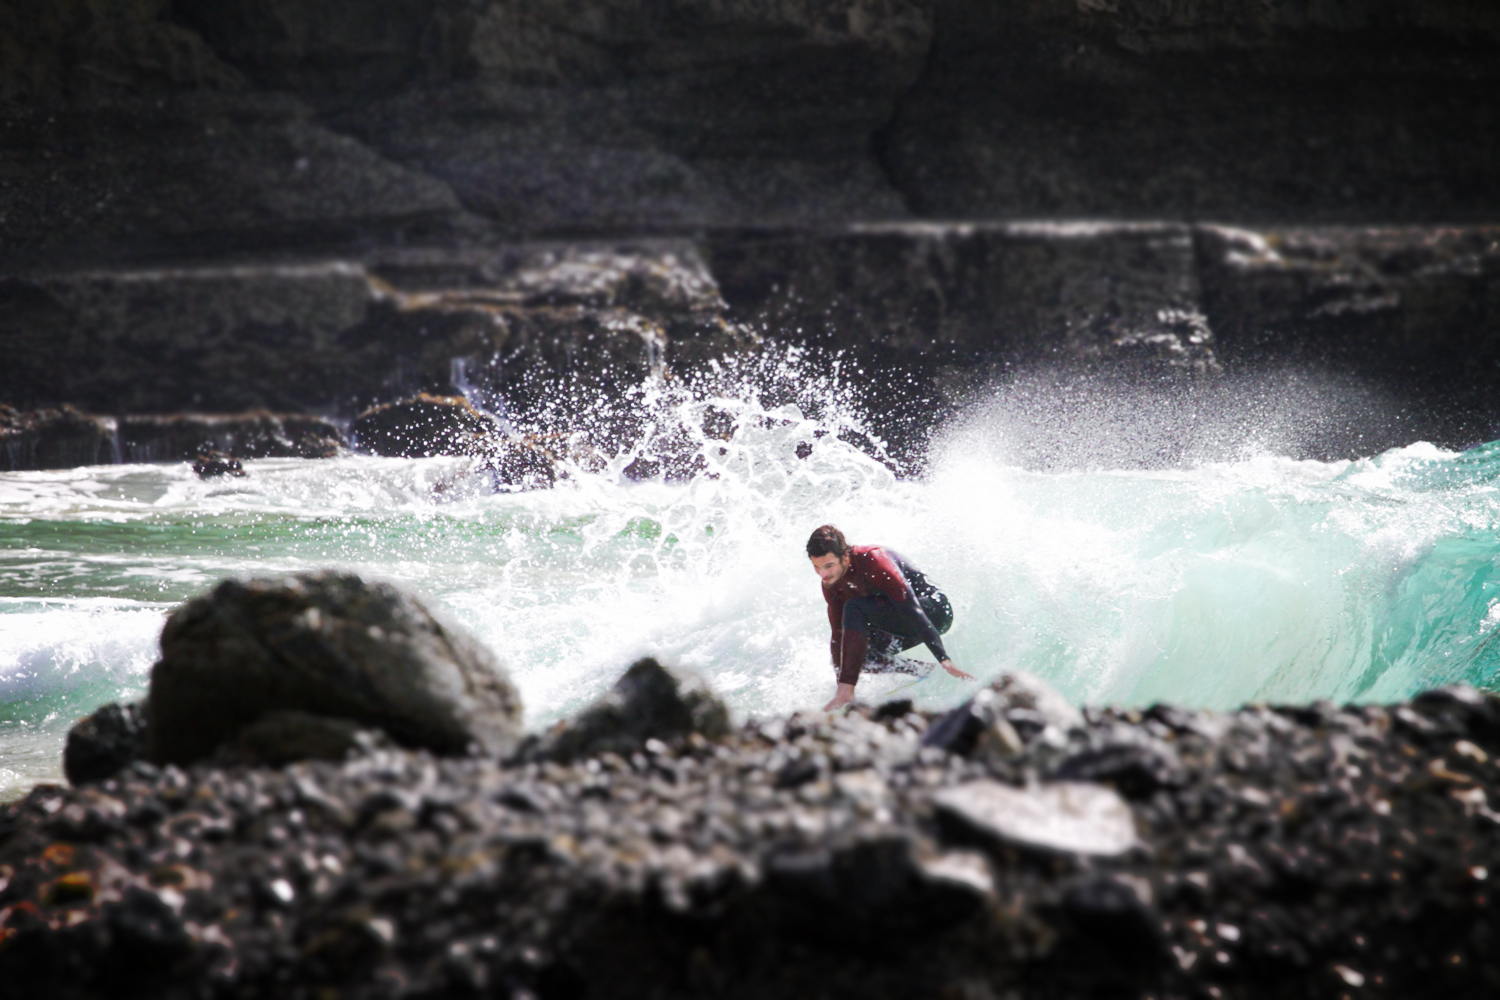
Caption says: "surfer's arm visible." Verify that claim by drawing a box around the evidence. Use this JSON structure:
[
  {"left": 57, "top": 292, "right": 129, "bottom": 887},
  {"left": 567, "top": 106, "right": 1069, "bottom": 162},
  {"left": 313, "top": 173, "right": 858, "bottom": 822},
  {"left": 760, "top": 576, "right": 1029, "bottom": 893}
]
[
  {"left": 939, "top": 659, "right": 973, "bottom": 680},
  {"left": 825, "top": 591, "right": 845, "bottom": 670},
  {"left": 823, "top": 589, "right": 860, "bottom": 709}
]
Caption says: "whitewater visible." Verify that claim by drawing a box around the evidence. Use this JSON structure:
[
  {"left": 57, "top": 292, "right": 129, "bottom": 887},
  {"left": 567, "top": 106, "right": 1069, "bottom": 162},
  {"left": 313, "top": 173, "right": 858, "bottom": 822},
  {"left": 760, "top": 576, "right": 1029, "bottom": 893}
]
[{"left": 3, "top": 366, "right": 1499, "bottom": 800}]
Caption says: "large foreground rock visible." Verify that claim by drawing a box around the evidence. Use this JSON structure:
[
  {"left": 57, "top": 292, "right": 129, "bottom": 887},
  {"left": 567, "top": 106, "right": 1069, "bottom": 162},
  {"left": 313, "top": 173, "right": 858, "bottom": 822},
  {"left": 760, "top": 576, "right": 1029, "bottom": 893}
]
[{"left": 142, "top": 571, "right": 522, "bottom": 765}]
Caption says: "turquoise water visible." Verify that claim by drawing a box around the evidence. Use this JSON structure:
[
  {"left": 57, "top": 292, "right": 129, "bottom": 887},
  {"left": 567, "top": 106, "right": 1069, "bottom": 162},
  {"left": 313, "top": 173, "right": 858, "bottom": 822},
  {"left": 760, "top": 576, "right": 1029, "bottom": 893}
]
[{"left": 3, "top": 379, "right": 1499, "bottom": 799}]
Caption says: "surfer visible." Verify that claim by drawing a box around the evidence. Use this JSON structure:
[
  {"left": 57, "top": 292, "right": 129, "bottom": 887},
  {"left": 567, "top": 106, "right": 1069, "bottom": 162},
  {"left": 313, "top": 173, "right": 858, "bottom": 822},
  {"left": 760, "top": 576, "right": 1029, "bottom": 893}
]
[{"left": 807, "top": 524, "right": 973, "bottom": 710}]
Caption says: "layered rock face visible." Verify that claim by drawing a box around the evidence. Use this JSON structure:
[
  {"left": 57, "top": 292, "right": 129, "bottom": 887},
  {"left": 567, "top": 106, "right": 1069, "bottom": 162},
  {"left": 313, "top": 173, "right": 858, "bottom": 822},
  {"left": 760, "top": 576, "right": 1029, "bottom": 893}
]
[
  {"left": 884, "top": 2, "right": 1500, "bottom": 224},
  {"left": 8, "top": 223, "right": 1496, "bottom": 466},
  {"left": 2, "top": 0, "right": 1498, "bottom": 462},
  {"left": 3, "top": 0, "right": 1497, "bottom": 262},
  {"left": 0, "top": 245, "right": 748, "bottom": 424},
  {"left": 0, "top": 0, "right": 929, "bottom": 262}
]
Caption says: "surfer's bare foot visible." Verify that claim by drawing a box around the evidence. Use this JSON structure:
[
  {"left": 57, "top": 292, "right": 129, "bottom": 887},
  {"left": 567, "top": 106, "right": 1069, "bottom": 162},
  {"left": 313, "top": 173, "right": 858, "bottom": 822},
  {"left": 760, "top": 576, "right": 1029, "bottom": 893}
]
[
  {"left": 824, "top": 682, "right": 856, "bottom": 711},
  {"left": 940, "top": 659, "right": 974, "bottom": 681}
]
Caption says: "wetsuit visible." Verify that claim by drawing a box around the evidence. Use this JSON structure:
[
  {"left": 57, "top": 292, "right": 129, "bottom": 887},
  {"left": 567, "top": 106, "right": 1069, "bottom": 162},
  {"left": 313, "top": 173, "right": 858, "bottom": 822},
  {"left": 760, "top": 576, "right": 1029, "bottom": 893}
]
[{"left": 822, "top": 545, "right": 953, "bottom": 686}]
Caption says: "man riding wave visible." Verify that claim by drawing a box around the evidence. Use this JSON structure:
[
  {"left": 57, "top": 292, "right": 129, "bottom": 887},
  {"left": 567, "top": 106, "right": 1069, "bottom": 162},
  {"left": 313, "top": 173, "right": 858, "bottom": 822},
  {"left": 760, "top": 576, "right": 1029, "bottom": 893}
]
[{"left": 807, "top": 524, "right": 973, "bottom": 710}]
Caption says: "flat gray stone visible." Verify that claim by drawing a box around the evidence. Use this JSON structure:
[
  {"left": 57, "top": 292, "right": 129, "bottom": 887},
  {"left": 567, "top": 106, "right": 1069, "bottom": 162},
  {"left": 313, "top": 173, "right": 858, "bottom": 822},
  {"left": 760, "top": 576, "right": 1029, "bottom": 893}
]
[{"left": 933, "top": 779, "right": 1139, "bottom": 857}]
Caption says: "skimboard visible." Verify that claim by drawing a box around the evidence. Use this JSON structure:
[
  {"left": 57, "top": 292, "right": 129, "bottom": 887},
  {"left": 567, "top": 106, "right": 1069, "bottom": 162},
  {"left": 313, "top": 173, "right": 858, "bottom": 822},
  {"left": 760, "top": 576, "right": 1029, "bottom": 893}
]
[
  {"left": 863, "top": 653, "right": 933, "bottom": 678},
  {"left": 862, "top": 654, "right": 937, "bottom": 701}
]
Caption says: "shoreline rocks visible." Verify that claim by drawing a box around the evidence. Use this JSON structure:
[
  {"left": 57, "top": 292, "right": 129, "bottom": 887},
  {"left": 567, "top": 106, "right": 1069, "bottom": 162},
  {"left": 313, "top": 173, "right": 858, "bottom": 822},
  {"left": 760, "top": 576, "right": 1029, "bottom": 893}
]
[
  {"left": 5, "top": 223, "right": 1497, "bottom": 474},
  {"left": 4, "top": 679, "right": 1498, "bottom": 997},
  {"left": 353, "top": 393, "right": 563, "bottom": 491},
  {"left": 353, "top": 394, "right": 507, "bottom": 460},
  {"left": 191, "top": 451, "right": 246, "bottom": 479}
]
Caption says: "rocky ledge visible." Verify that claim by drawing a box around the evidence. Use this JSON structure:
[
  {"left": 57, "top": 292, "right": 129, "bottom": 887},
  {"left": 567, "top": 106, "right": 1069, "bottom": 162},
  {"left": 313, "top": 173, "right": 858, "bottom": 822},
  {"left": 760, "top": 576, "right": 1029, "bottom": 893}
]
[
  {"left": 2, "top": 574, "right": 1499, "bottom": 998},
  {"left": 6, "top": 224, "right": 1499, "bottom": 474},
  {"left": 0, "top": 406, "right": 345, "bottom": 473}
]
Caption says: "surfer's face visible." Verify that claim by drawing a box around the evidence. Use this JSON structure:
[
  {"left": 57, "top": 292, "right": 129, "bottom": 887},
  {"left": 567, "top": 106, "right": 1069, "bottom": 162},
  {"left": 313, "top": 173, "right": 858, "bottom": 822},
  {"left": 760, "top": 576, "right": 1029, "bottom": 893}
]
[{"left": 810, "top": 551, "right": 850, "bottom": 586}]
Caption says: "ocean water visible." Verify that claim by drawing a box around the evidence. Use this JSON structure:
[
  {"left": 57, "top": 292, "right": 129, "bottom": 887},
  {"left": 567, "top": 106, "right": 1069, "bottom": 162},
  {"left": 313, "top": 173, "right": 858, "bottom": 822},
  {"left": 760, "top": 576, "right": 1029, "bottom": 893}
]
[{"left": 3, "top": 366, "right": 1499, "bottom": 800}]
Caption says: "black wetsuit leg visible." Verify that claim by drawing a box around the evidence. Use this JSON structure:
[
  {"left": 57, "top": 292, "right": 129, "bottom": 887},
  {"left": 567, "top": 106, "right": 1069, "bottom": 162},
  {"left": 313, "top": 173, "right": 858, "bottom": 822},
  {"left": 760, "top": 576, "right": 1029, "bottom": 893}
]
[
  {"left": 900, "top": 592, "right": 952, "bottom": 648},
  {"left": 843, "top": 591, "right": 954, "bottom": 676}
]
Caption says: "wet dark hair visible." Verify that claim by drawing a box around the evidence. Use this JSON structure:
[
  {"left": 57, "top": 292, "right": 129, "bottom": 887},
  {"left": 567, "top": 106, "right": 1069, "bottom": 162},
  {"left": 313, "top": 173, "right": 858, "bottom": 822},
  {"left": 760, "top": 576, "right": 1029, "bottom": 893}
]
[{"left": 806, "top": 524, "right": 849, "bottom": 559}]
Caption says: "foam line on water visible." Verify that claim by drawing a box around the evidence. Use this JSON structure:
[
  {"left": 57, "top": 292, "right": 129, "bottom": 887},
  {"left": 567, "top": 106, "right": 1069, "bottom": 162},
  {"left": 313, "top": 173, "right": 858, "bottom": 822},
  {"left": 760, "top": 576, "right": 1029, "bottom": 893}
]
[{"left": 0, "top": 600, "right": 164, "bottom": 799}]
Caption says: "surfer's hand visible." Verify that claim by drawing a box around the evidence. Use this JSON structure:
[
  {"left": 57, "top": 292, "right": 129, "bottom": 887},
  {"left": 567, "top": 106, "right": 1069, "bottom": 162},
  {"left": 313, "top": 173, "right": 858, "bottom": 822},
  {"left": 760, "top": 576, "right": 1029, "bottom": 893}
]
[
  {"left": 940, "top": 659, "right": 974, "bottom": 681},
  {"left": 824, "top": 682, "right": 856, "bottom": 712}
]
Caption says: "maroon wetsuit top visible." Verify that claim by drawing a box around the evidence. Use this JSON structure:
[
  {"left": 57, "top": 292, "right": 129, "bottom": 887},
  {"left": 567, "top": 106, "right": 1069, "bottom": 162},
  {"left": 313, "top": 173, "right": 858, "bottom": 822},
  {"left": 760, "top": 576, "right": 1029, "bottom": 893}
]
[{"left": 823, "top": 545, "right": 949, "bottom": 684}]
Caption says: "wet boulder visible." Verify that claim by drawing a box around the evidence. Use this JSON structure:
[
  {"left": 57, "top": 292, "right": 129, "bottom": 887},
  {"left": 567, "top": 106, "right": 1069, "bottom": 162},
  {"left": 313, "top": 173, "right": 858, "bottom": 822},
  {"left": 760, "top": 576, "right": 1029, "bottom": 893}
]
[
  {"left": 279, "top": 416, "right": 346, "bottom": 459},
  {"left": 353, "top": 394, "right": 504, "bottom": 458},
  {"left": 143, "top": 571, "right": 523, "bottom": 766},
  {"left": 355, "top": 394, "right": 557, "bottom": 489},
  {"left": 192, "top": 450, "right": 245, "bottom": 478},
  {"left": 64, "top": 702, "right": 147, "bottom": 785},
  {"left": 534, "top": 658, "right": 730, "bottom": 763},
  {"left": 481, "top": 434, "right": 559, "bottom": 492}
]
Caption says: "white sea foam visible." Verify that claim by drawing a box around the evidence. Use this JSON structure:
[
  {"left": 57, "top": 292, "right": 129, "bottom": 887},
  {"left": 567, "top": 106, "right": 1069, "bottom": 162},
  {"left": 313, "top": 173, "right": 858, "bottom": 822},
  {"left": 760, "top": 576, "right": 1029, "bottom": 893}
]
[{"left": 3, "top": 372, "right": 1499, "bottom": 799}]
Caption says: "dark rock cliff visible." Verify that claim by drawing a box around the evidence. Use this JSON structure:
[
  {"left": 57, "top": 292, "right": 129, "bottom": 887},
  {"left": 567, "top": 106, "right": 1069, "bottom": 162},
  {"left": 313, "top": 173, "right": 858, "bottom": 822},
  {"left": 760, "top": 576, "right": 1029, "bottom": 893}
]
[
  {"left": 1, "top": 0, "right": 1497, "bottom": 460},
  {"left": 4, "top": 0, "right": 1497, "bottom": 264},
  {"left": 4, "top": 224, "right": 1495, "bottom": 464}
]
